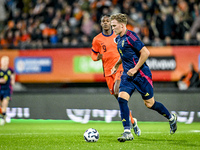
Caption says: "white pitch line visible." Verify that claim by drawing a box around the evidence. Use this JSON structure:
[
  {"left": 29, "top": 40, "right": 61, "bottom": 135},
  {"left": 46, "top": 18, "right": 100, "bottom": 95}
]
[{"left": 189, "top": 130, "right": 200, "bottom": 133}]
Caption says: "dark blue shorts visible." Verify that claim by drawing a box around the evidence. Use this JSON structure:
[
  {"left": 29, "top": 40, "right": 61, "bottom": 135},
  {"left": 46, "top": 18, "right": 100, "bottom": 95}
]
[
  {"left": 0, "top": 90, "right": 11, "bottom": 101},
  {"left": 119, "top": 74, "right": 154, "bottom": 100}
]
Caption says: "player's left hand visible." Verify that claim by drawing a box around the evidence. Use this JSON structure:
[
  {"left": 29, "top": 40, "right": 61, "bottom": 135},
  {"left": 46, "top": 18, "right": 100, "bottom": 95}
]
[
  {"left": 97, "top": 54, "right": 103, "bottom": 60},
  {"left": 127, "top": 68, "right": 137, "bottom": 76}
]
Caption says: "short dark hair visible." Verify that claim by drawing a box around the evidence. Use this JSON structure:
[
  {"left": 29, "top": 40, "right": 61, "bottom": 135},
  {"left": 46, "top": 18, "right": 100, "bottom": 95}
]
[{"left": 100, "top": 15, "right": 110, "bottom": 22}]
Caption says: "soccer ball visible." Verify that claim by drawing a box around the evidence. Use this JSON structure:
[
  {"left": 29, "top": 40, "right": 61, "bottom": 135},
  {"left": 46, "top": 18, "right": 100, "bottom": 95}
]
[{"left": 83, "top": 128, "right": 99, "bottom": 142}]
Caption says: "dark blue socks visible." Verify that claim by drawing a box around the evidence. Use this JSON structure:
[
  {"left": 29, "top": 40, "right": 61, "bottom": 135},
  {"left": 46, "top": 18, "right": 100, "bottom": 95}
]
[
  {"left": 118, "top": 97, "right": 130, "bottom": 130},
  {"left": 150, "top": 101, "right": 171, "bottom": 119}
]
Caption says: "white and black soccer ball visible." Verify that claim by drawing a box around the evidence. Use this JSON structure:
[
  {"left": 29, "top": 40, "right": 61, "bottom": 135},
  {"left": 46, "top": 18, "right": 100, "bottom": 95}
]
[{"left": 83, "top": 128, "right": 99, "bottom": 142}]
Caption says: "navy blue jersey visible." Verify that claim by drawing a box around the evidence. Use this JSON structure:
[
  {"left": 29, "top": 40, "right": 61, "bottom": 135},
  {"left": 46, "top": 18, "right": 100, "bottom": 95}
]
[
  {"left": 0, "top": 68, "right": 14, "bottom": 91},
  {"left": 115, "top": 30, "right": 152, "bottom": 79},
  {"left": 116, "top": 30, "right": 153, "bottom": 99}
]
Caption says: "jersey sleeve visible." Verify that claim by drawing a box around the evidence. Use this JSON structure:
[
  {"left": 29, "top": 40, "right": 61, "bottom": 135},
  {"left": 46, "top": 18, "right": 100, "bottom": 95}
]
[
  {"left": 9, "top": 67, "right": 14, "bottom": 74},
  {"left": 126, "top": 33, "right": 144, "bottom": 51},
  {"left": 91, "top": 37, "right": 100, "bottom": 61}
]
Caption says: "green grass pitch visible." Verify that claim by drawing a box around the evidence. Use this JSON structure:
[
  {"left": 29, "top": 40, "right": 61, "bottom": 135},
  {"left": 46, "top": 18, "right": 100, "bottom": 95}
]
[{"left": 0, "top": 119, "right": 200, "bottom": 150}]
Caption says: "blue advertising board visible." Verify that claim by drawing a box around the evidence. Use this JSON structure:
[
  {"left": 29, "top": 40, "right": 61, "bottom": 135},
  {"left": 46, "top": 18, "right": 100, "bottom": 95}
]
[{"left": 14, "top": 57, "right": 52, "bottom": 74}]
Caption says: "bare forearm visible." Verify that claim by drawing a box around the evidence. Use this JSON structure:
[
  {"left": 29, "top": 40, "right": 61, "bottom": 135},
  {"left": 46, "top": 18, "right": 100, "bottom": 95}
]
[
  {"left": 11, "top": 74, "right": 15, "bottom": 85},
  {"left": 127, "top": 46, "right": 150, "bottom": 76},
  {"left": 115, "top": 57, "right": 122, "bottom": 68},
  {"left": 134, "top": 47, "right": 150, "bottom": 71},
  {"left": 111, "top": 57, "right": 122, "bottom": 74}
]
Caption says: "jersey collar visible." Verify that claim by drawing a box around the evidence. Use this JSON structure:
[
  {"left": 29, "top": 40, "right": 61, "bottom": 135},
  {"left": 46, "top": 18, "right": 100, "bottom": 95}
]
[
  {"left": 121, "top": 29, "right": 128, "bottom": 37},
  {"left": 102, "top": 30, "right": 113, "bottom": 37}
]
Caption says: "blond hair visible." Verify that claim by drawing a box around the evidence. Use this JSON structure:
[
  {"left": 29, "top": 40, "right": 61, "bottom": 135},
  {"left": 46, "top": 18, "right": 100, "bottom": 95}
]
[
  {"left": 1, "top": 56, "right": 9, "bottom": 68},
  {"left": 110, "top": 13, "right": 127, "bottom": 24},
  {"left": 1, "top": 56, "right": 9, "bottom": 63}
]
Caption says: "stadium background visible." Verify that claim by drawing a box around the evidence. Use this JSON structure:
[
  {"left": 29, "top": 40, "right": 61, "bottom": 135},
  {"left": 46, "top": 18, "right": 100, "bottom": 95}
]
[{"left": 0, "top": 0, "right": 200, "bottom": 123}]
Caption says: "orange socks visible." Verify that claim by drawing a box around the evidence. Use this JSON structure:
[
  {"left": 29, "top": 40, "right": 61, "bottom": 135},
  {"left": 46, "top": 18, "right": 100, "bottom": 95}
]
[{"left": 129, "top": 111, "right": 134, "bottom": 124}]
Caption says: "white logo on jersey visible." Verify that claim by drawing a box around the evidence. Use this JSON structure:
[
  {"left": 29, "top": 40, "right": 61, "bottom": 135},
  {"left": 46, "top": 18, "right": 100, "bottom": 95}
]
[{"left": 113, "top": 38, "right": 117, "bottom": 44}]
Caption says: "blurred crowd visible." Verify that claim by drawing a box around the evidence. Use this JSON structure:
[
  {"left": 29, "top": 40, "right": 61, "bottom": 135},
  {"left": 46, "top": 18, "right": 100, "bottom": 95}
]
[{"left": 0, "top": 0, "right": 200, "bottom": 49}]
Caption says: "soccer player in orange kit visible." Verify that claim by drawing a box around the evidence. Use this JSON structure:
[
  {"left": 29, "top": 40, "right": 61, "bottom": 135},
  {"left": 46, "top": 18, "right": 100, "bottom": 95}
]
[{"left": 91, "top": 15, "right": 141, "bottom": 136}]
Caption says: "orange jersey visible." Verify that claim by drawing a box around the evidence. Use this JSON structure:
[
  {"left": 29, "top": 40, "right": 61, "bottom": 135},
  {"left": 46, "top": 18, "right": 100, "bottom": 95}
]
[{"left": 91, "top": 31, "right": 123, "bottom": 76}]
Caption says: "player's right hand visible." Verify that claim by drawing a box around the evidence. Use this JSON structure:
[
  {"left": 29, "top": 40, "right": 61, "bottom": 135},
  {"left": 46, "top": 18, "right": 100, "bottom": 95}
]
[
  {"left": 111, "top": 66, "right": 117, "bottom": 75},
  {"left": 97, "top": 54, "right": 103, "bottom": 60}
]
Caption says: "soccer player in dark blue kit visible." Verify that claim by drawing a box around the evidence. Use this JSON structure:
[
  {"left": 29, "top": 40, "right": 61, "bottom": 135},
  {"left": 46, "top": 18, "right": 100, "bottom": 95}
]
[
  {"left": 0, "top": 56, "right": 15, "bottom": 125},
  {"left": 110, "top": 13, "right": 177, "bottom": 142}
]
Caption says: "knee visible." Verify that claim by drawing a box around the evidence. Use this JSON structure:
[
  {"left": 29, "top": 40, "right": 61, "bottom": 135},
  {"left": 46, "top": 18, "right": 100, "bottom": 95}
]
[
  {"left": 144, "top": 99, "right": 155, "bottom": 108},
  {"left": 118, "top": 92, "right": 130, "bottom": 101},
  {"left": 144, "top": 102, "right": 152, "bottom": 108}
]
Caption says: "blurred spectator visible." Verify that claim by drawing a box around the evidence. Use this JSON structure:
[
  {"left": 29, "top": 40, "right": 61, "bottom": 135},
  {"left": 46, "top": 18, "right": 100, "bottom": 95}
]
[
  {"left": 32, "top": 28, "right": 43, "bottom": 42},
  {"left": 164, "top": 36, "right": 171, "bottom": 46},
  {"left": 13, "top": 30, "right": 21, "bottom": 46},
  {"left": 50, "top": 34, "right": 58, "bottom": 44},
  {"left": 0, "top": 32, "right": 8, "bottom": 49},
  {"left": 32, "top": 0, "right": 46, "bottom": 18},
  {"left": 152, "top": 37, "right": 164, "bottom": 46},
  {"left": 151, "top": 11, "right": 165, "bottom": 40},
  {"left": 6, "top": 30, "right": 14, "bottom": 45},
  {"left": 90, "top": 22, "right": 101, "bottom": 39},
  {"left": 189, "top": 16, "right": 200, "bottom": 39},
  {"left": 55, "top": 0, "right": 65, "bottom": 10},
  {"left": 61, "top": 26, "right": 71, "bottom": 38},
  {"left": 161, "top": 6, "right": 176, "bottom": 39},
  {"left": 44, "top": 7, "right": 55, "bottom": 24},
  {"left": 174, "top": 0, "right": 193, "bottom": 39},
  {"left": 0, "top": 0, "right": 8, "bottom": 31},
  {"left": 196, "top": 32, "right": 200, "bottom": 42},
  {"left": 63, "top": 5, "right": 72, "bottom": 24},
  {"left": 49, "top": 28, "right": 58, "bottom": 44},
  {"left": 81, "top": 11, "right": 94, "bottom": 36},
  {"left": 140, "top": 21, "right": 149, "bottom": 39},
  {"left": 121, "top": 0, "right": 132, "bottom": 15},
  {"left": 109, "top": 3, "right": 121, "bottom": 15},
  {"left": 95, "top": 0, "right": 112, "bottom": 21},
  {"left": 62, "top": 37, "right": 70, "bottom": 46},
  {"left": 80, "top": 34, "right": 90, "bottom": 46},
  {"left": 21, "top": 29, "right": 31, "bottom": 43},
  {"left": 129, "top": 7, "right": 138, "bottom": 21},
  {"left": 0, "top": 0, "right": 200, "bottom": 49},
  {"left": 42, "top": 38, "right": 49, "bottom": 45},
  {"left": 71, "top": 37, "right": 79, "bottom": 46},
  {"left": 12, "top": 9, "right": 21, "bottom": 23},
  {"left": 184, "top": 31, "right": 191, "bottom": 41},
  {"left": 143, "top": 36, "right": 150, "bottom": 45}
]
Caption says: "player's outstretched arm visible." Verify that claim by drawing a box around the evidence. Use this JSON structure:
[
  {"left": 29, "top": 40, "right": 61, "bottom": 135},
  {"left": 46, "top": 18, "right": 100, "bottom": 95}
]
[{"left": 111, "top": 57, "right": 122, "bottom": 74}]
